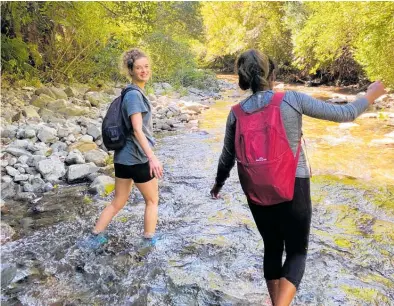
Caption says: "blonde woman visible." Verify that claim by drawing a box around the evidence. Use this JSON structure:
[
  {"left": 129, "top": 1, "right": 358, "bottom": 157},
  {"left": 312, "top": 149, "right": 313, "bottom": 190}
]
[{"left": 80, "top": 49, "right": 163, "bottom": 249}]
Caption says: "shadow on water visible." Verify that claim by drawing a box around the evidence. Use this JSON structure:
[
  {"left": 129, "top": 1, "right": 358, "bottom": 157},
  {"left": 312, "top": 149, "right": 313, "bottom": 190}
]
[{"left": 1, "top": 77, "right": 393, "bottom": 305}]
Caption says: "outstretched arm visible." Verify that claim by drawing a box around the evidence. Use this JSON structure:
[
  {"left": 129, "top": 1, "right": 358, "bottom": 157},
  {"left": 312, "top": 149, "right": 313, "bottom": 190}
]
[{"left": 293, "top": 81, "right": 386, "bottom": 122}]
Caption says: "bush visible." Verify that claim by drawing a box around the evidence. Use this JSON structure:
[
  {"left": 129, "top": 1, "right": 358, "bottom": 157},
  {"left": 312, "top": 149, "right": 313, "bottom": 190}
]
[{"left": 174, "top": 68, "right": 219, "bottom": 91}]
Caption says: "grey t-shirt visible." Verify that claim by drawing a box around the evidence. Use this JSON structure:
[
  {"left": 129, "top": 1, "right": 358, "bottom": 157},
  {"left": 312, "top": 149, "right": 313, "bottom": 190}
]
[
  {"left": 113, "top": 85, "right": 155, "bottom": 165},
  {"left": 215, "top": 90, "right": 370, "bottom": 185}
]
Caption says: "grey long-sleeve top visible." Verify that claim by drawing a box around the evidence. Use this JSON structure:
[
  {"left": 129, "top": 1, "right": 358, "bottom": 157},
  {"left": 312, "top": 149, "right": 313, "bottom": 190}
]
[{"left": 215, "top": 90, "right": 370, "bottom": 186}]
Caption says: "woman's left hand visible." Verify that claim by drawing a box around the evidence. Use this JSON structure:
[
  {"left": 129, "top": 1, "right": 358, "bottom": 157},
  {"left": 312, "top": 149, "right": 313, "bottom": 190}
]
[{"left": 210, "top": 183, "right": 222, "bottom": 199}]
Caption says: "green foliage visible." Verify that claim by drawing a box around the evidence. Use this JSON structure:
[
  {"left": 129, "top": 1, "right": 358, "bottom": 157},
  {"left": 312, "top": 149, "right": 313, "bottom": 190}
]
[
  {"left": 199, "top": 2, "right": 292, "bottom": 70},
  {"left": 292, "top": 2, "right": 394, "bottom": 86},
  {"left": 1, "top": 1, "right": 393, "bottom": 88},
  {"left": 174, "top": 68, "right": 218, "bottom": 90}
]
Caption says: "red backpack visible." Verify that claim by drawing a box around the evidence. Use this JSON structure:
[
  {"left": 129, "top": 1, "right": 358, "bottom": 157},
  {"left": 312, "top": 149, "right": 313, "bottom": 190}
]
[{"left": 232, "top": 92, "right": 301, "bottom": 206}]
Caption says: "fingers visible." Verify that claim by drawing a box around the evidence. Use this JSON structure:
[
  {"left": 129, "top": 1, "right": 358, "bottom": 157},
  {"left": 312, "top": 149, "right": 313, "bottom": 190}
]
[{"left": 149, "top": 164, "right": 153, "bottom": 178}]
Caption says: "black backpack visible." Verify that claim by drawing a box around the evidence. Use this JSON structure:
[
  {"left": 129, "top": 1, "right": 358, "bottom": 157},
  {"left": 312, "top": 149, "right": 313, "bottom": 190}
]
[{"left": 102, "top": 86, "right": 141, "bottom": 151}]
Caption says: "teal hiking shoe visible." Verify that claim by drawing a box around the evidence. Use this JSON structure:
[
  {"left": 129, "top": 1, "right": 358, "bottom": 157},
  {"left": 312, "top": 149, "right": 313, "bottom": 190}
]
[{"left": 78, "top": 233, "right": 108, "bottom": 250}]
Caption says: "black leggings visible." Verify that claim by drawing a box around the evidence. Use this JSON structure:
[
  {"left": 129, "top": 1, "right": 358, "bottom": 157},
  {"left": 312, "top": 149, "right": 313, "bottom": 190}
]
[{"left": 248, "top": 178, "right": 312, "bottom": 289}]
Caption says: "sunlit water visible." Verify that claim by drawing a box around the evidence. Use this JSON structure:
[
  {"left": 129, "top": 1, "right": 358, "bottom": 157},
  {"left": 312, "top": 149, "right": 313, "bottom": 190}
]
[{"left": 1, "top": 77, "right": 393, "bottom": 305}]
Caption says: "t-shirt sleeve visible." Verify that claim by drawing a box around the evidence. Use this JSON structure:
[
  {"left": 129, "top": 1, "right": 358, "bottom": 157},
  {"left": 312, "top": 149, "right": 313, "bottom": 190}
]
[{"left": 123, "top": 90, "right": 148, "bottom": 118}]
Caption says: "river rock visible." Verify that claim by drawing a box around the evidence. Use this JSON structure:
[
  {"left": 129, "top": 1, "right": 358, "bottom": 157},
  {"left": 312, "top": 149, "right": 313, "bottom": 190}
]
[
  {"left": 69, "top": 141, "right": 98, "bottom": 153},
  {"left": 32, "top": 94, "right": 55, "bottom": 108},
  {"left": 37, "top": 126, "right": 57, "bottom": 143},
  {"left": 359, "top": 113, "right": 378, "bottom": 119},
  {"left": 1, "top": 125, "right": 18, "bottom": 139},
  {"left": 338, "top": 123, "right": 359, "bottom": 129},
  {"left": 65, "top": 149, "right": 85, "bottom": 165},
  {"left": 50, "top": 87, "right": 68, "bottom": 99},
  {"left": 9, "top": 139, "right": 31, "bottom": 149},
  {"left": 14, "top": 174, "right": 29, "bottom": 182},
  {"left": 87, "top": 124, "right": 101, "bottom": 140},
  {"left": 67, "top": 162, "right": 99, "bottom": 182},
  {"left": 66, "top": 134, "right": 76, "bottom": 143},
  {"left": 29, "top": 177, "right": 48, "bottom": 193},
  {"left": 384, "top": 131, "right": 394, "bottom": 138},
  {"left": 22, "top": 106, "right": 41, "bottom": 120},
  {"left": 2, "top": 176, "right": 13, "bottom": 183},
  {"left": 23, "top": 183, "right": 34, "bottom": 192},
  {"left": 24, "top": 128, "right": 37, "bottom": 138},
  {"left": 180, "top": 114, "right": 190, "bottom": 122},
  {"left": 46, "top": 99, "right": 68, "bottom": 111},
  {"left": 50, "top": 141, "right": 68, "bottom": 153},
  {"left": 27, "top": 155, "right": 47, "bottom": 168},
  {"left": 148, "top": 93, "right": 157, "bottom": 101},
  {"left": 84, "top": 92, "right": 110, "bottom": 107},
  {"left": 38, "top": 108, "right": 56, "bottom": 122},
  {"left": 370, "top": 138, "right": 394, "bottom": 145},
  {"left": 89, "top": 175, "right": 115, "bottom": 196},
  {"left": 64, "top": 86, "right": 78, "bottom": 97},
  {"left": 5, "top": 166, "right": 19, "bottom": 177},
  {"left": 1, "top": 182, "right": 17, "bottom": 199},
  {"left": 80, "top": 135, "right": 94, "bottom": 142},
  {"left": 84, "top": 149, "right": 108, "bottom": 167},
  {"left": 0, "top": 223, "right": 16, "bottom": 244},
  {"left": 1, "top": 263, "right": 17, "bottom": 287},
  {"left": 1, "top": 160, "right": 9, "bottom": 167},
  {"left": 8, "top": 157, "right": 17, "bottom": 166},
  {"left": 37, "top": 156, "right": 66, "bottom": 183},
  {"left": 27, "top": 141, "right": 48, "bottom": 152}
]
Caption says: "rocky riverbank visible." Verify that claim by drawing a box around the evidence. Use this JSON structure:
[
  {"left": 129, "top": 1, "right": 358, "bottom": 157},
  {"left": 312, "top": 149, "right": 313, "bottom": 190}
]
[{"left": 0, "top": 80, "right": 237, "bottom": 208}]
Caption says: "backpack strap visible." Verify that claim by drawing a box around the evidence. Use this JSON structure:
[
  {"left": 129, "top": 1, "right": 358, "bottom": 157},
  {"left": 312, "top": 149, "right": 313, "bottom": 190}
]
[
  {"left": 121, "top": 86, "right": 135, "bottom": 100},
  {"left": 270, "top": 91, "right": 285, "bottom": 107},
  {"left": 232, "top": 103, "right": 245, "bottom": 118}
]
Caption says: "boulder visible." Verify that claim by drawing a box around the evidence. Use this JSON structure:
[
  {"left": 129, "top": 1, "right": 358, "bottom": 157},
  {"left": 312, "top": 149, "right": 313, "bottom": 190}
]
[
  {"left": 37, "top": 126, "right": 57, "bottom": 144},
  {"left": 4, "top": 147, "right": 32, "bottom": 158},
  {"left": 80, "top": 135, "right": 94, "bottom": 142},
  {"left": 5, "top": 166, "right": 19, "bottom": 177},
  {"left": 1, "top": 263, "right": 17, "bottom": 287},
  {"left": 1, "top": 182, "right": 17, "bottom": 199},
  {"left": 87, "top": 124, "right": 101, "bottom": 140},
  {"left": 1, "top": 125, "right": 18, "bottom": 139},
  {"left": 24, "top": 128, "right": 37, "bottom": 138},
  {"left": 89, "top": 175, "right": 115, "bottom": 196},
  {"left": 36, "top": 156, "right": 66, "bottom": 183},
  {"left": 67, "top": 162, "right": 99, "bottom": 182},
  {"left": 84, "top": 149, "right": 108, "bottom": 167},
  {"left": 65, "top": 149, "right": 85, "bottom": 165},
  {"left": 31, "top": 94, "right": 55, "bottom": 108},
  {"left": 22, "top": 106, "right": 41, "bottom": 120},
  {"left": 69, "top": 141, "right": 98, "bottom": 153},
  {"left": 46, "top": 99, "right": 68, "bottom": 111},
  {"left": 64, "top": 86, "right": 79, "bottom": 97},
  {"left": 1, "top": 223, "right": 15, "bottom": 244}
]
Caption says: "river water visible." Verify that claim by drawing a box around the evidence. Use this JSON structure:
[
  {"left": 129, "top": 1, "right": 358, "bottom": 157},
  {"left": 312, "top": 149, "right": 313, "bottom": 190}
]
[{"left": 1, "top": 77, "right": 393, "bottom": 305}]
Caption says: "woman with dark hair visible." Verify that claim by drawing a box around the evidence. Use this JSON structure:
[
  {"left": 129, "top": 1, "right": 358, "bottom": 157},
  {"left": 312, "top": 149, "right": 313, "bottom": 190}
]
[
  {"left": 80, "top": 48, "right": 163, "bottom": 249},
  {"left": 210, "top": 49, "right": 386, "bottom": 305}
]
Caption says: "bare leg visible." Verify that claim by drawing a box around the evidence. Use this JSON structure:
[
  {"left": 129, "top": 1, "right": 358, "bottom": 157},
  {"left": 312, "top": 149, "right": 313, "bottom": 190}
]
[
  {"left": 93, "top": 177, "right": 133, "bottom": 233},
  {"left": 275, "top": 277, "right": 296, "bottom": 306},
  {"left": 266, "top": 279, "right": 280, "bottom": 305},
  {"left": 135, "top": 178, "right": 159, "bottom": 237}
]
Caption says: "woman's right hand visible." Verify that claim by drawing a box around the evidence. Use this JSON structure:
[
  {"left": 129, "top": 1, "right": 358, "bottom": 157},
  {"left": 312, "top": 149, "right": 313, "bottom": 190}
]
[
  {"left": 365, "top": 81, "right": 387, "bottom": 104},
  {"left": 148, "top": 155, "right": 163, "bottom": 179}
]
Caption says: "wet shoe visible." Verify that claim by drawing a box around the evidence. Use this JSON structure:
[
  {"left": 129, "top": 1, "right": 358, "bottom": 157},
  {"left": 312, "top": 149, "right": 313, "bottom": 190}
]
[
  {"left": 77, "top": 233, "right": 108, "bottom": 250},
  {"left": 136, "top": 237, "right": 158, "bottom": 255}
]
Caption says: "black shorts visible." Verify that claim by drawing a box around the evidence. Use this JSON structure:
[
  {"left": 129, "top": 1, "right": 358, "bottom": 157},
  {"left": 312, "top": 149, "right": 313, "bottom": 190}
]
[{"left": 114, "top": 162, "right": 154, "bottom": 183}]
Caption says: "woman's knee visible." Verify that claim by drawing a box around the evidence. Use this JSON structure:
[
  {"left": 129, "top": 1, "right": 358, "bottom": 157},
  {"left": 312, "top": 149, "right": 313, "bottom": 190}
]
[{"left": 145, "top": 197, "right": 159, "bottom": 207}]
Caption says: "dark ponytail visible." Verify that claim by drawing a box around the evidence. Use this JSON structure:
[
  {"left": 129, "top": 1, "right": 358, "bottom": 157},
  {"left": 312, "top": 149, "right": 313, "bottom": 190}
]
[{"left": 236, "top": 49, "right": 271, "bottom": 93}]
